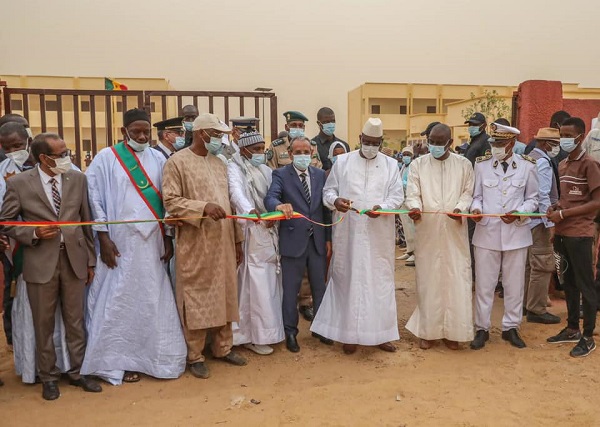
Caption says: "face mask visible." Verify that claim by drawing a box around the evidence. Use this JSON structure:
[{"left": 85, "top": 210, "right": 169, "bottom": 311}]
[
  {"left": 289, "top": 128, "right": 305, "bottom": 139},
  {"left": 25, "top": 127, "right": 33, "bottom": 139},
  {"left": 402, "top": 155, "right": 412, "bottom": 165},
  {"left": 126, "top": 131, "right": 149, "bottom": 152},
  {"left": 361, "top": 144, "right": 379, "bottom": 159},
  {"left": 547, "top": 144, "right": 560, "bottom": 158},
  {"left": 491, "top": 146, "right": 507, "bottom": 161},
  {"left": 6, "top": 149, "right": 30, "bottom": 168},
  {"left": 293, "top": 154, "right": 311, "bottom": 170},
  {"left": 47, "top": 156, "right": 72, "bottom": 175},
  {"left": 174, "top": 136, "right": 186, "bottom": 151},
  {"left": 205, "top": 137, "right": 223, "bottom": 155},
  {"left": 468, "top": 126, "right": 482, "bottom": 137},
  {"left": 321, "top": 123, "right": 335, "bottom": 136},
  {"left": 559, "top": 137, "right": 578, "bottom": 153},
  {"left": 429, "top": 145, "right": 447, "bottom": 159},
  {"left": 183, "top": 122, "right": 194, "bottom": 132},
  {"left": 249, "top": 153, "right": 266, "bottom": 167},
  {"left": 331, "top": 156, "right": 338, "bottom": 164}
]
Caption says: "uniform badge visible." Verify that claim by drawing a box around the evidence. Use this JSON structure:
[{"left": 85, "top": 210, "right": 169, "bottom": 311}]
[{"left": 266, "top": 149, "right": 273, "bottom": 161}]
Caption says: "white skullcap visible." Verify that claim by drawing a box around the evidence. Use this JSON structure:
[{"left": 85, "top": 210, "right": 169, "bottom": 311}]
[{"left": 362, "top": 118, "right": 383, "bottom": 138}]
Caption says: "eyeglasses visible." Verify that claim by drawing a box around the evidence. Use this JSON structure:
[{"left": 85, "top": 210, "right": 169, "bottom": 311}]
[{"left": 47, "top": 149, "right": 72, "bottom": 159}]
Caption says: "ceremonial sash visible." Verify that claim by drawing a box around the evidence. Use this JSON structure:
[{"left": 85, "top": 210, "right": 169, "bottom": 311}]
[{"left": 111, "top": 142, "right": 165, "bottom": 232}]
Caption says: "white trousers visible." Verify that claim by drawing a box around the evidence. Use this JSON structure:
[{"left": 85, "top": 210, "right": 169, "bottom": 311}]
[
  {"left": 474, "top": 246, "right": 528, "bottom": 331},
  {"left": 399, "top": 212, "right": 415, "bottom": 253}
]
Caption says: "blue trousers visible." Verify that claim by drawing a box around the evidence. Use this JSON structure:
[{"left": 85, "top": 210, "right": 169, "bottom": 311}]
[{"left": 281, "top": 236, "right": 326, "bottom": 336}]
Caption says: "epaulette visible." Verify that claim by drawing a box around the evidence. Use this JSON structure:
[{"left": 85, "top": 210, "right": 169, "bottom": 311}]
[
  {"left": 271, "top": 138, "right": 285, "bottom": 147},
  {"left": 266, "top": 148, "right": 274, "bottom": 161},
  {"left": 476, "top": 154, "right": 492, "bottom": 163},
  {"left": 310, "top": 139, "right": 317, "bottom": 146},
  {"left": 520, "top": 154, "right": 536, "bottom": 164}
]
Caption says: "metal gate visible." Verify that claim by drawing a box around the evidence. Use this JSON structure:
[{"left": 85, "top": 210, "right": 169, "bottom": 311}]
[{"left": 2, "top": 87, "right": 278, "bottom": 168}]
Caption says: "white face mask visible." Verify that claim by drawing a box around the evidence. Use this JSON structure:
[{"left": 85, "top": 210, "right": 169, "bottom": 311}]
[
  {"left": 48, "top": 156, "right": 72, "bottom": 175},
  {"left": 6, "top": 149, "right": 30, "bottom": 168},
  {"left": 361, "top": 144, "right": 379, "bottom": 159},
  {"left": 126, "top": 131, "right": 149, "bottom": 152},
  {"left": 491, "top": 146, "right": 507, "bottom": 161},
  {"left": 25, "top": 127, "right": 33, "bottom": 139},
  {"left": 547, "top": 144, "right": 560, "bottom": 158}
]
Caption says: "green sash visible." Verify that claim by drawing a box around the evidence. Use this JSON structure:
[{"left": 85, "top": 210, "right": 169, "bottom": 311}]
[{"left": 111, "top": 142, "right": 165, "bottom": 220}]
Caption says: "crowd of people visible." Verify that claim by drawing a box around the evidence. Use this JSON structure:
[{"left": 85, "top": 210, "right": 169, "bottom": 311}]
[{"left": 0, "top": 105, "right": 599, "bottom": 401}]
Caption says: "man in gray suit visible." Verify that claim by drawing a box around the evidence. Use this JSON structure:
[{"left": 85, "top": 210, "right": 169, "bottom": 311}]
[{"left": 0, "top": 133, "right": 102, "bottom": 400}]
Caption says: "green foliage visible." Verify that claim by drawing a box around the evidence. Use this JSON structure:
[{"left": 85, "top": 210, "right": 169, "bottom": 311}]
[{"left": 461, "top": 90, "right": 511, "bottom": 123}]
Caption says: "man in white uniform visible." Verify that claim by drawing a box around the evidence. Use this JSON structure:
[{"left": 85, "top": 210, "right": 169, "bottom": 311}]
[
  {"left": 470, "top": 123, "right": 538, "bottom": 350},
  {"left": 405, "top": 124, "right": 475, "bottom": 350},
  {"left": 310, "top": 118, "right": 404, "bottom": 354},
  {"left": 227, "top": 131, "right": 283, "bottom": 355}
]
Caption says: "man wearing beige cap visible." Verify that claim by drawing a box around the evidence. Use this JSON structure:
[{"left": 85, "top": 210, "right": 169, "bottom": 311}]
[
  {"left": 311, "top": 118, "right": 404, "bottom": 354},
  {"left": 163, "top": 113, "right": 247, "bottom": 379},
  {"left": 524, "top": 128, "right": 561, "bottom": 325}
]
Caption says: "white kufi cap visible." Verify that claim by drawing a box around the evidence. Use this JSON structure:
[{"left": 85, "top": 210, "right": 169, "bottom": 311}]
[{"left": 362, "top": 118, "right": 383, "bottom": 138}]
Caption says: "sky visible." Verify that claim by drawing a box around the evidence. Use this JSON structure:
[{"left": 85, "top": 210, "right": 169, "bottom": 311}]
[{"left": 1, "top": 0, "right": 600, "bottom": 140}]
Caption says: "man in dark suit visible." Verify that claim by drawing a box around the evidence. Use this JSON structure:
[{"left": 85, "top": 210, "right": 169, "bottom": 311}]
[
  {"left": 0, "top": 133, "right": 101, "bottom": 400},
  {"left": 265, "top": 136, "right": 332, "bottom": 352}
]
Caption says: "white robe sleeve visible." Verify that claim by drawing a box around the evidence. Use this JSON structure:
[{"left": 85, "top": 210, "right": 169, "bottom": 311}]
[
  {"left": 379, "top": 162, "right": 404, "bottom": 210},
  {"left": 323, "top": 163, "right": 340, "bottom": 210},
  {"left": 454, "top": 161, "right": 475, "bottom": 212},
  {"left": 470, "top": 163, "right": 483, "bottom": 213},
  {"left": 85, "top": 151, "right": 110, "bottom": 233},
  {"left": 227, "top": 162, "right": 254, "bottom": 215},
  {"left": 405, "top": 162, "right": 422, "bottom": 211}
]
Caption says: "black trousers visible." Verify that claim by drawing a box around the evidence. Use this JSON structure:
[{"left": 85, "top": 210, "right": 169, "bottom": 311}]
[
  {"left": 2, "top": 254, "right": 13, "bottom": 345},
  {"left": 554, "top": 236, "right": 597, "bottom": 337}
]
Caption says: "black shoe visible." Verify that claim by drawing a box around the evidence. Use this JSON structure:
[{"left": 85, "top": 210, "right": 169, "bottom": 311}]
[
  {"left": 299, "top": 306, "right": 314, "bottom": 321},
  {"left": 311, "top": 332, "right": 333, "bottom": 345},
  {"left": 527, "top": 312, "right": 561, "bottom": 324},
  {"left": 42, "top": 381, "right": 60, "bottom": 401},
  {"left": 501, "top": 328, "right": 526, "bottom": 348},
  {"left": 570, "top": 337, "right": 596, "bottom": 358},
  {"left": 547, "top": 327, "right": 582, "bottom": 344},
  {"left": 70, "top": 376, "right": 102, "bottom": 393},
  {"left": 470, "top": 330, "right": 489, "bottom": 350},
  {"left": 189, "top": 362, "right": 210, "bottom": 379},
  {"left": 286, "top": 334, "right": 300, "bottom": 352}
]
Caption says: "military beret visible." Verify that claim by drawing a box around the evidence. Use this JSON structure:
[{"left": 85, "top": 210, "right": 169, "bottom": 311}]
[
  {"left": 283, "top": 111, "right": 308, "bottom": 123},
  {"left": 153, "top": 116, "right": 184, "bottom": 131}
]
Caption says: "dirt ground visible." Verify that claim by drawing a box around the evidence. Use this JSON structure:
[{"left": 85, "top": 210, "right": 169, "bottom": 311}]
[{"left": 1, "top": 250, "right": 599, "bottom": 426}]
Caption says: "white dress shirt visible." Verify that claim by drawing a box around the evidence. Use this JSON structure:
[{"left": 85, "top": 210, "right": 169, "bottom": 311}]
[{"left": 36, "top": 167, "right": 63, "bottom": 241}]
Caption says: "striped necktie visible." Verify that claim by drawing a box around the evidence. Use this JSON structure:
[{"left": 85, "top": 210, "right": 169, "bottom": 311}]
[
  {"left": 50, "top": 178, "right": 61, "bottom": 215},
  {"left": 300, "top": 172, "right": 310, "bottom": 205}
]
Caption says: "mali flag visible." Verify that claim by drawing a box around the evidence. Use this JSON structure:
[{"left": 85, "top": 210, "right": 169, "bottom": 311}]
[{"left": 104, "top": 77, "right": 128, "bottom": 91}]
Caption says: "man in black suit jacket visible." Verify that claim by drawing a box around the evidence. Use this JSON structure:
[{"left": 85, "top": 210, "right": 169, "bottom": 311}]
[{"left": 265, "top": 137, "right": 332, "bottom": 352}]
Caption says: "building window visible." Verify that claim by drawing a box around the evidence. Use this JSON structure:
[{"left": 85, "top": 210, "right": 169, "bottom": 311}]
[
  {"left": 150, "top": 102, "right": 157, "bottom": 113},
  {"left": 45, "top": 100, "right": 58, "bottom": 111},
  {"left": 82, "top": 139, "right": 92, "bottom": 151},
  {"left": 81, "top": 101, "right": 91, "bottom": 112},
  {"left": 426, "top": 106, "right": 436, "bottom": 114},
  {"left": 399, "top": 105, "right": 407, "bottom": 114},
  {"left": 10, "top": 99, "right": 23, "bottom": 111},
  {"left": 371, "top": 105, "right": 380, "bottom": 114},
  {"left": 115, "top": 101, "right": 123, "bottom": 112}
]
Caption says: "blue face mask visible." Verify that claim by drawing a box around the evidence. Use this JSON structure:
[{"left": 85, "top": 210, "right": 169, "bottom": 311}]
[
  {"left": 289, "top": 128, "right": 305, "bottom": 139},
  {"left": 331, "top": 156, "right": 338, "bottom": 164},
  {"left": 174, "top": 136, "right": 186, "bottom": 151},
  {"left": 293, "top": 154, "right": 311, "bottom": 171},
  {"left": 560, "top": 137, "right": 579, "bottom": 153},
  {"left": 321, "top": 123, "right": 335, "bottom": 136},
  {"left": 183, "top": 122, "right": 194, "bottom": 132},
  {"left": 205, "top": 136, "right": 223, "bottom": 155},
  {"left": 468, "top": 126, "right": 482, "bottom": 137},
  {"left": 249, "top": 153, "right": 266, "bottom": 167},
  {"left": 402, "top": 155, "right": 411, "bottom": 165},
  {"left": 429, "top": 144, "right": 447, "bottom": 159}
]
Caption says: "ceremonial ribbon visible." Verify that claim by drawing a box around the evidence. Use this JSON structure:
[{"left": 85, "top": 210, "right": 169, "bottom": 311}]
[{"left": 0, "top": 209, "right": 545, "bottom": 228}]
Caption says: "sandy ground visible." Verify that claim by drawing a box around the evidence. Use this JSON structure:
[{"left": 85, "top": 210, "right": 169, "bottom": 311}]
[{"left": 1, "top": 250, "right": 599, "bottom": 427}]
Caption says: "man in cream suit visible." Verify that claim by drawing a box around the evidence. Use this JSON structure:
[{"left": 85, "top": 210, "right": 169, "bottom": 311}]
[
  {"left": 0, "top": 133, "right": 101, "bottom": 400},
  {"left": 470, "top": 123, "right": 539, "bottom": 350}
]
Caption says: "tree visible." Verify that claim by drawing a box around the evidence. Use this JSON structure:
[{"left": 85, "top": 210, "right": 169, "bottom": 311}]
[{"left": 461, "top": 90, "right": 511, "bottom": 123}]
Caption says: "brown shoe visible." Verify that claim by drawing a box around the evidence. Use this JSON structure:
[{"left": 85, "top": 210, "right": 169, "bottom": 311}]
[
  {"left": 378, "top": 342, "right": 397, "bottom": 352},
  {"left": 342, "top": 344, "right": 357, "bottom": 354},
  {"left": 419, "top": 339, "right": 434, "bottom": 350},
  {"left": 443, "top": 339, "right": 459, "bottom": 350}
]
